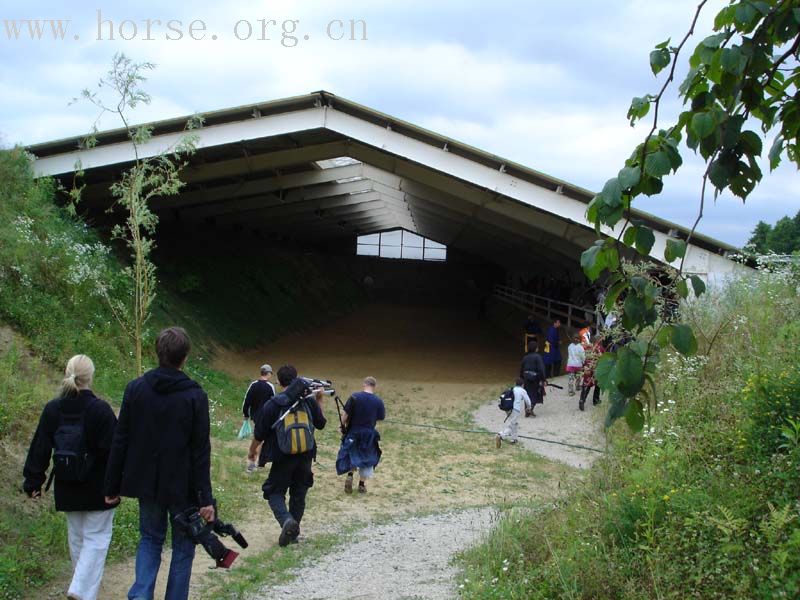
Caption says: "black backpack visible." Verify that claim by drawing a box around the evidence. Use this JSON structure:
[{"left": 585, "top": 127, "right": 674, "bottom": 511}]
[
  {"left": 51, "top": 397, "right": 97, "bottom": 484},
  {"left": 498, "top": 388, "right": 514, "bottom": 412}
]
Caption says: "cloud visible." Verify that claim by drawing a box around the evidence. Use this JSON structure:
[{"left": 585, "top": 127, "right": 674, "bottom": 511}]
[{"left": 1, "top": 0, "right": 796, "bottom": 247}]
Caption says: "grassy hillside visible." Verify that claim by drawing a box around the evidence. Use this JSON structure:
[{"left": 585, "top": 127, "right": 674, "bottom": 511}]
[
  {"left": 0, "top": 147, "right": 364, "bottom": 598},
  {"left": 459, "top": 266, "right": 800, "bottom": 599}
]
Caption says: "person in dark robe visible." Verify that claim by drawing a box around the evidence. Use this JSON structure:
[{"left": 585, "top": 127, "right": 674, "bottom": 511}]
[{"left": 520, "top": 342, "right": 547, "bottom": 417}]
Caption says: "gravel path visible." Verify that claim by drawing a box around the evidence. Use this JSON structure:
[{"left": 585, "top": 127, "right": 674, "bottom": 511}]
[
  {"left": 472, "top": 374, "right": 605, "bottom": 469},
  {"left": 259, "top": 508, "right": 494, "bottom": 600}
]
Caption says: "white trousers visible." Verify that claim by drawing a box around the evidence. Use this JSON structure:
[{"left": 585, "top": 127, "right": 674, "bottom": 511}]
[
  {"left": 65, "top": 509, "right": 115, "bottom": 600},
  {"left": 498, "top": 410, "right": 520, "bottom": 442}
]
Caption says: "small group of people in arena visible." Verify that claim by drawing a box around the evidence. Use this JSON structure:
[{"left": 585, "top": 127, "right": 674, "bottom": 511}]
[
  {"left": 499, "top": 314, "right": 607, "bottom": 444},
  {"left": 21, "top": 326, "right": 385, "bottom": 600}
]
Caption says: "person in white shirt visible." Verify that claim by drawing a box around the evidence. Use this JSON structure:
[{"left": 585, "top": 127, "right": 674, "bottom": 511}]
[
  {"left": 566, "top": 334, "right": 586, "bottom": 396},
  {"left": 496, "top": 378, "right": 532, "bottom": 445}
]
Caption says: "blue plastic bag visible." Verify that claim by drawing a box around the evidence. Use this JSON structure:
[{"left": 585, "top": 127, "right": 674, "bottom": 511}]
[{"left": 237, "top": 419, "right": 252, "bottom": 440}]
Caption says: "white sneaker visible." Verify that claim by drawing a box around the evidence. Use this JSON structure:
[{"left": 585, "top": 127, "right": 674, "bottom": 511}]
[{"left": 246, "top": 461, "right": 257, "bottom": 474}]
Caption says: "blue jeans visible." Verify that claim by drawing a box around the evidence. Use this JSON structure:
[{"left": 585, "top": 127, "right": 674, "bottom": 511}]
[{"left": 128, "top": 499, "right": 196, "bottom": 600}]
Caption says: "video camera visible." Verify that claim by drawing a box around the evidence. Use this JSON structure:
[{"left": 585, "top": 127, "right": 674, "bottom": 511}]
[
  {"left": 173, "top": 501, "right": 248, "bottom": 569},
  {"left": 298, "top": 377, "right": 336, "bottom": 400}
]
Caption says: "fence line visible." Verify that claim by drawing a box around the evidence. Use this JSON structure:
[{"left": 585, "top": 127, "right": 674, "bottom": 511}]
[{"left": 492, "top": 284, "right": 598, "bottom": 329}]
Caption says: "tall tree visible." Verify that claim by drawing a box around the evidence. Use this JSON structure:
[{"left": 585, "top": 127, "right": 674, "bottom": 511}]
[
  {"left": 72, "top": 54, "right": 202, "bottom": 375},
  {"left": 766, "top": 212, "right": 800, "bottom": 253},
  {"left": 746, "top": 219, "right": 773, "bottom": 252}
]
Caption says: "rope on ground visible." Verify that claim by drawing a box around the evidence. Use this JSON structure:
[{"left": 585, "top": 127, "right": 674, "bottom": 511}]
[{"left": 382, "top": 418, "right": 605, "bottom": 454}]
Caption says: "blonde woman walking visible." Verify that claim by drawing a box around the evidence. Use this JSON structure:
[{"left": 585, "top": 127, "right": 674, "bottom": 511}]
[{"left": 23, "top": 354, "right": 118, "bottom": 600}]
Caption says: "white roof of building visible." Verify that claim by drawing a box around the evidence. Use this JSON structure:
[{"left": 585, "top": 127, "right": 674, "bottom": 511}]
[{"left": 28, "top": 91, "right": 744, "bottom": 278}]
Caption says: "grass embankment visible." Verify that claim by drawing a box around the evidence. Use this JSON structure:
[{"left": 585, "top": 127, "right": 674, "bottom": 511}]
[
  {"left": 0, "top": 147, "right": 364, "bottom": 599},
  {"left": 459, "top": 267, "right": 800, "bottom": 599}
]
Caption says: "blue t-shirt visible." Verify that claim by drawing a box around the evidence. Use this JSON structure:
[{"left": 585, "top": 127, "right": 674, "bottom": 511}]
[{"left": 344, "top": 391, "right": 385, "bottom": 431}]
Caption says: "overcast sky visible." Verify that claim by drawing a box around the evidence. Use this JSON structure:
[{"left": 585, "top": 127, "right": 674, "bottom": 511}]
[{"left": 2, "top": 0, "right": 798, "bottom": 246}]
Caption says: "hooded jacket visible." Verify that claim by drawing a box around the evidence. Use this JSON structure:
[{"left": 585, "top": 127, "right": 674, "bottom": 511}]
[
  {"left": 254, "top": 378, "right": 327, "bottom": 465},
  {"left": 104, "top": 367, "right": 212, "bottom": 508}
]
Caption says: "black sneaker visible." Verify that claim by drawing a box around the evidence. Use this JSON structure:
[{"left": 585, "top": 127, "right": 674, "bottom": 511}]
[
  {"left": 358, "top": 482, "right": 367, "bottom": 494},
  {"left": 278, "top": 518, "right": 299, "bottom": 547}
]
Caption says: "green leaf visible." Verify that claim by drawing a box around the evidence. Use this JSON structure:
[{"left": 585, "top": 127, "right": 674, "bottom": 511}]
[
  {"left": 768, "top": 135, "right": 784, "bottom": 170},
  {"left": 676, "top": 278, "right": 689, "bottom": 299},
  {"left": 650, "top": 47, "right": 671, "bottom": 75},
  {"left": 656, "top": 326, "right": 672, "bottom": 348},
  {"left": 616, "top": 347, "right": 645, "bottom": 396},
  {"left": 600, "top": 177, "right": 623, "bottom": 207},
  {"left": 701, "top": 32, "right": 727, "bottom": 49},
  {"left": 595, "top": 354, "right": 617, "bottom": 390},
  {"left": 581, "top": 244, "right": 605, "bottom": 282},
  {"left": 618, "top": 166, "right": 641, "bottom": 190},
  {"left": 734, "top": 2, "right": 758, "bottom": 29},
  {"left": 604, "top": 281, "right": 627, "bottom": 313},
  {"left": 625, "top": 399, "right": 645, "bottom": 432},
  {"left": 634, "top": 226, "right": 655, "bottom": 256},
  {"left": 691, "top": 112, "right": 715, "bottom": 139},
  {"left": 671, "top": 324, "right": 698, "bottom": 355},
  {"left": 739, "top": 130, "right": 763, "bottom": 156},
  {"left": 622, "top": 294, "right": 646, "bottom": 331},
  {"left": 689, "top": 275, "right": 706, "bottom": 297},
  {"left": 644, "top": 151, "right": 671, "bottom": 178},
  {"left": 664, "top": 238, "right": 687, "bottom": 263},
  {"left": 720, "top": 46, "right": 745, "bottom": 76},
  {"left": 627, "top": 96, "right": 651, "bottom": 126},
  {"left": 605, "top": 389, "right": 628, "bottom": 428},
  {"left": 623, "top": 226, "right": 637, "bottom": 247}
]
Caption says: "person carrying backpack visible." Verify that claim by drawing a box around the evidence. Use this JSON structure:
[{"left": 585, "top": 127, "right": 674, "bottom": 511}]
[
  {"left": 23, "top": 354, "right": 118, "bottom": 600},
  {"left": 249, "top": 365, "right": 327, "bottom": 547},
  {"left": 496, "top": 378, "right": 531, "bottom": 445}
]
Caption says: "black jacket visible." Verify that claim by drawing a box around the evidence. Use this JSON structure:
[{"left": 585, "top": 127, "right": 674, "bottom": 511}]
[
  {"left": 254, "top": 378, "right": 327, "bottom": 465},
  {"left": 104, "top": 367, "right": 213, "bottom": 508},
  {"left": 23, "top": 390, "right": 117, "bottom": 512},
  {"left": 520, "top": 352, "right": 546, "bottom": 380},
  {"left": 242, "top": 379, "right": 275, "bottom": 419}
]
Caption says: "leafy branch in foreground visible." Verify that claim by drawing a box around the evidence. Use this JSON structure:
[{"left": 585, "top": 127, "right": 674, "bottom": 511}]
[
  {"left": 581, "top": 0, "right": 800, "bottom": 430},
  {"left": 70, "top": 53, "right": 203, "bottom": 375}
]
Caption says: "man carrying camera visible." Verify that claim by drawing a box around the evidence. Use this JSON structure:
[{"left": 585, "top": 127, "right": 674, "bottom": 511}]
[
  {"left": 104, "top": 327, "right": 214, "bottom": 600},
  {"left": 249, "top": 365, "right": 327, "bottom": 547}
]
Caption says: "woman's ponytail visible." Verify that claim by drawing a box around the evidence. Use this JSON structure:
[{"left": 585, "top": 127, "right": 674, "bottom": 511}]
[{"left": 61, "top": 354, "right": 95, "bottom": 397}]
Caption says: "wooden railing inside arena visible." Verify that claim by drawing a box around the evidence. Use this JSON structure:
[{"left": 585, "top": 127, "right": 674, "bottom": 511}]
[{"left": 492, "top": 284, "right": 599, "bottom": 330}]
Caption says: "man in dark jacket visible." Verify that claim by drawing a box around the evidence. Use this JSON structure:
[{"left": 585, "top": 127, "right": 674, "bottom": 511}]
[
  {"left": 520, "top": 342, "right": 548, "bottom": 417},
  {"left": 248, "top": 365, "right": 326, "bottom": 547},
  {"left": 242, "top": 364, "right": 276, "bottom": 422},
  {"left": 242, "top": 364, "right": 276, "bottom": 473},
  {"left": 104, "top": 327, "right": 214, "bottom": 600}
]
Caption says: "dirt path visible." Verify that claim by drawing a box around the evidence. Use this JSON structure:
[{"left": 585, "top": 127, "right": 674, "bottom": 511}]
[
  {"left": 89, "top": 303, "right": 578, "bottom": 599},
  {"left": 261, "top": 508, "right": 494, "bottom": 600},
  {"left": 473, "top": 375, "right": 606, "bottom": 469}
]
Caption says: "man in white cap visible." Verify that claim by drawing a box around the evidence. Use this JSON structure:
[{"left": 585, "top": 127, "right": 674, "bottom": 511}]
[{"left": 242, "top": 364, "right": 276, "bottom": 472}]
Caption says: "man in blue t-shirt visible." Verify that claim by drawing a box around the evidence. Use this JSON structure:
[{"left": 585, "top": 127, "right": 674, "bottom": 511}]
[{"left": 335, "top": 376, "right": 385, "bottom": 494}]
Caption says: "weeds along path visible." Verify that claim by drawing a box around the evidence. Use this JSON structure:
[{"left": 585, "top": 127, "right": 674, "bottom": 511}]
[{"left": 93, "top": 303, "right": 578, "bottom": 599}]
